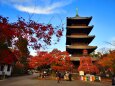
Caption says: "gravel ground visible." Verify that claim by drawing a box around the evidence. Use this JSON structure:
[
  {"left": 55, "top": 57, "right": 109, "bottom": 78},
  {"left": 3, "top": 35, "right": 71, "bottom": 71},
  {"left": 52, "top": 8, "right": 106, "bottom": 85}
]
[{"left": 0, "top": 75, "right": 111, "bottom": 86}]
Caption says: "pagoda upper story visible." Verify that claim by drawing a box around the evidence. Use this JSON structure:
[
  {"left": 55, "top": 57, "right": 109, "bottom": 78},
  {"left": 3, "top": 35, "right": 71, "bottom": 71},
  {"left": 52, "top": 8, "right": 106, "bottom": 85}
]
[{"left": 66, "top": 15, "right": 97, "bottom": 61}]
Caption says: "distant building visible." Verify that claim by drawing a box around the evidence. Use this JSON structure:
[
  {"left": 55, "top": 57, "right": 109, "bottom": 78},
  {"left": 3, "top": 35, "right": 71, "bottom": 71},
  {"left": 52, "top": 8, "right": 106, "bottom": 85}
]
[
  {"left": 66, "top": 12, "right": 97, "bottom": 66},
  {"left": 0, "top": 48, "right": 17, "bottom": 77}
]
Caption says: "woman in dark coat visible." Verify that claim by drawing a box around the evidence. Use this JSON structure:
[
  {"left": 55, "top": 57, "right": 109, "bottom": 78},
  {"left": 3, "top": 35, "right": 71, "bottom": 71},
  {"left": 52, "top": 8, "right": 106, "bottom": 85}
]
[
  {"left": 56, "top": 71, "right": 61, "bottom": 83},
  {"left": 69, "top": 72, "right": 72, "bottom": 81}
]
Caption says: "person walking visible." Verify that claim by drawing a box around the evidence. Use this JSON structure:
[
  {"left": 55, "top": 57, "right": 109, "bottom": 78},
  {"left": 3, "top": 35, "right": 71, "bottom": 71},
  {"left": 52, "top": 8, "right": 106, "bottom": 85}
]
[
  {"left": 68, "top": 72, "right": 72, "bottom": 81},
  {"left": 112, "top": 74, "right": 115, "bottom": 86},
  {"left": 56, "top": 71, "right": 61, "bottom": 83}
]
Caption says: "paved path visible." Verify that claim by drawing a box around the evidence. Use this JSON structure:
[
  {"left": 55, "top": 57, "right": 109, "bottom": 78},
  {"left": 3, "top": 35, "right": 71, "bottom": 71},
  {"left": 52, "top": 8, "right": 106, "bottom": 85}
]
[{"left": 0, "top": 75, "right": 111, "bottom": 86}]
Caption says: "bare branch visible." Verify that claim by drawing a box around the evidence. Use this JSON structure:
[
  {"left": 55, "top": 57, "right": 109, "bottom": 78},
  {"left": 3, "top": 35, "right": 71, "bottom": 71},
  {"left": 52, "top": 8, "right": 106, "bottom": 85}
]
[{"left": 104, "top": 41, "right": 115, "bottom": 46}]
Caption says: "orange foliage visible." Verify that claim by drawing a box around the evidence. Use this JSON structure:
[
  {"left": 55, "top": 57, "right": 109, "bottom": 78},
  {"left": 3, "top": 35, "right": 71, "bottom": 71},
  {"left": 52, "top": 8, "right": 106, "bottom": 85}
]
[
  {"left": 15, "top": 61, "right": 24, "bottom": 68},
  {"left": 96, "top": 50, "right": 115, "bottom": 72},
  {"left": 78, "top": 57, "right": 99, "bottom": 74},
  {"left": 50, "top": 49, "right": 73, "bottom": 71},
  {"left": 28, "top": 52, "right": 53, "bottom": 68},
  {"left": 28, "top": 49, "right": 74, "bottom": 71}
]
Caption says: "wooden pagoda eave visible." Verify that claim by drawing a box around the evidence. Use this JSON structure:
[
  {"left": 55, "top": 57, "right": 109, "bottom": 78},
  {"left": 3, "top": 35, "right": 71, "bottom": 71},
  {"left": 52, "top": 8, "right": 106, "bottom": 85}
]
[
  {"left": 66, "top": 26, "right": 93, "bottom": 35},
  {"left": 67, "top": 16, "right": 92, "bottom": 20},
  {"left": 70, "top": 57, "right": 80, "bottom": 61},
  {"left": 66, "top": 45, "right": 97, "bottom": 49},
  {"left": 67, "top": 17, "right": 92, "bottom": 26},
  {"left": 66, "top": 36, "right": 95, "bottom": 45},
  {"left": 67, "top": 26, "right": 93, "bottom": 29},
  {"left": 66, "top": 35, "right": 95, "bottom": 39},
  {"left": 70, "top": 57, "right": 99, "bottom": 61}
]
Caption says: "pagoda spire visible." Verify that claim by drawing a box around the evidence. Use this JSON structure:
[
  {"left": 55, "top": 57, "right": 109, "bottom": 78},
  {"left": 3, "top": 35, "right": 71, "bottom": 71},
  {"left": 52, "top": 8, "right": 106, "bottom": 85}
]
[{"left": 76, "top": 8, "right": 79, "bottom": 17}]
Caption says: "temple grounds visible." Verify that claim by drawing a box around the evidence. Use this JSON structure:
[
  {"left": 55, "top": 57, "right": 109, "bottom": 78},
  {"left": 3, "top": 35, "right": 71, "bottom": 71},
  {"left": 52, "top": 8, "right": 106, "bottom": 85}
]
[{"left": 0, "top": 75, "right": 111, "bottom": 86}]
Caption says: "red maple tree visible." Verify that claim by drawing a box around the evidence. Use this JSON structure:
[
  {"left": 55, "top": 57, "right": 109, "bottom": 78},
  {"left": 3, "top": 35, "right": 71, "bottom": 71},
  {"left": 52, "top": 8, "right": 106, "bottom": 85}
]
[
  {"left": 28, "top": 49, "right": 74, "bottom": 72},
  {"left": 0, "top": 16, "right": 63, "bottom": 66},
  {"left": 50, "top": 49, "right": 74, "bottom": 72},
  {"left": 28, "top": 52, "right": 54, "bottom": 69}
]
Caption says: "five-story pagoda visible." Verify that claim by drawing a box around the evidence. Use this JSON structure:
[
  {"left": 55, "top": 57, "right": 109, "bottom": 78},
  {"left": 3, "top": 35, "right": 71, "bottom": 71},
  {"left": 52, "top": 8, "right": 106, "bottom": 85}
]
[{"left": 66, "top": 11, "right": 97, "bottom": 66}]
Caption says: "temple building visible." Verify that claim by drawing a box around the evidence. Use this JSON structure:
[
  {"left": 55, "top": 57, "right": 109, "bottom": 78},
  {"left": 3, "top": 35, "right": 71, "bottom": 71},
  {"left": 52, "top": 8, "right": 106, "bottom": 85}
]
[{"left": 66, "top": 12, "right": 97, "bottom": 66}]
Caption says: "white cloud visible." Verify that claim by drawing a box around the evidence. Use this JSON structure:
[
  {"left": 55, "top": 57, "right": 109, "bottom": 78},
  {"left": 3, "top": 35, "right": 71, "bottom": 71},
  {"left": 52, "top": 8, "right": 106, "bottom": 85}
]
[
  {"left": 0, "top": 0, "right": 73, "bottom": 14},
  {"left": 14, "top": 1, "right": 65, "bottom": 14}
]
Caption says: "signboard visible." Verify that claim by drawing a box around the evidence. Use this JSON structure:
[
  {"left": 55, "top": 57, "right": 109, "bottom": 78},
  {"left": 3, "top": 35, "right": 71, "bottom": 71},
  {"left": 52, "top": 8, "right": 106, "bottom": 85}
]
[{"left": 79, "top": 71, "right": 84, "bottom": 76}]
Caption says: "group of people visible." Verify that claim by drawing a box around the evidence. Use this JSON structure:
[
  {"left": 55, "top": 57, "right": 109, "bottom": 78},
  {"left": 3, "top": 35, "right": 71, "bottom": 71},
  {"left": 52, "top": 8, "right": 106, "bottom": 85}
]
[{"left": 56, "top": 71, "right": 72, "bottom": 83}]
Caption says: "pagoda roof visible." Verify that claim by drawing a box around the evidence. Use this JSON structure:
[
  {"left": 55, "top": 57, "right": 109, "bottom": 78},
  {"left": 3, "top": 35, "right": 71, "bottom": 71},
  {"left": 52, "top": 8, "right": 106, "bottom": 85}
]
[
  {"left": 66, "top": 36, "right": 95, "bottom": 45},
  {"left": 67, "top": 16, "right": 92, "bottom": 20},
  {"left": 67, "top": 35, "right": 95, "bottom": 39},
  {"left": 67, "top": 26, "right": 93, "bottom": 29},
  {"left": 70, "top": 57, "right": 98, "bottom": 61},
  {"left": 66, "top": 28, "right": 93, "bottom": 35},
  {"left": 67, "top": 16, "right": 92, "bottom": 26},
  {"left": 66, "top": 45, "right": 97, "bottom": 50},
  {"left": 66, "top": 47, "right": 97, "bottom": 55}
]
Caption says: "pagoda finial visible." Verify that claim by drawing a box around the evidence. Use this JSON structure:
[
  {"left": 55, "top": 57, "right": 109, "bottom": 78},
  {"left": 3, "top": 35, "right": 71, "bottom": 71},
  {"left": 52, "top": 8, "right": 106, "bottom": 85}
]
[{"left": 76, "top": 8, "right": 79, "bottom": 17}]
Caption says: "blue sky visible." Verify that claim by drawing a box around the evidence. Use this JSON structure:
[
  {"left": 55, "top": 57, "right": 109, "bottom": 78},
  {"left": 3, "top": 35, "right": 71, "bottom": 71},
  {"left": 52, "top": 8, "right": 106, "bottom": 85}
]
[{"left": 0, "top": 0, "right": 115, "bottom": 55}]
